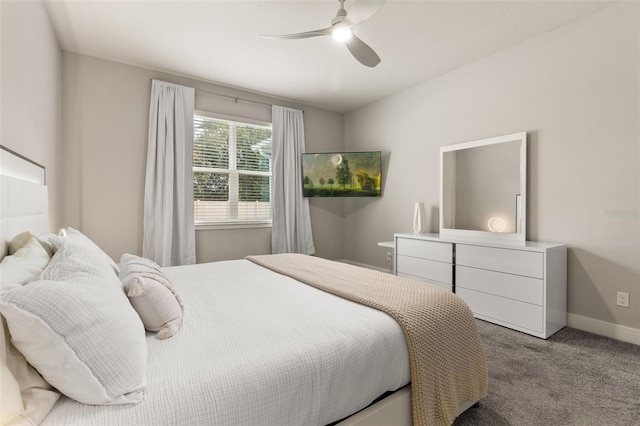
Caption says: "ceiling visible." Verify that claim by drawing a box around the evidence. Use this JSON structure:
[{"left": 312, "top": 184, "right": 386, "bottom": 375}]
[{"left": 43, "top": 0, "right": 613, "bottom": 113}]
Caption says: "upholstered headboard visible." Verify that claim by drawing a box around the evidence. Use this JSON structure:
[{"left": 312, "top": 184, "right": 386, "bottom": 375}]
[{"left": 0, "top": 145, "right": 48, "bottom": 259}]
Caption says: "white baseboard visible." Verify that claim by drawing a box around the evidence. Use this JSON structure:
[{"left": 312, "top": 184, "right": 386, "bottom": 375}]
[
  {"left": 338, "top": 259, "right": 392, "bottom": 274},
  {"left": 567, "top": 313, "right": 640, "bottom": 345}
]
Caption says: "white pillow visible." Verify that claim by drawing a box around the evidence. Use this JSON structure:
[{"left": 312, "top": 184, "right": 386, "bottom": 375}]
[
  {"left": 0, "top": 316, "right": 59, "bottom": 426},
  {"left": 53, "top": 227, "right": 119, "bottom": 275},
  {"left": 7, "top": 232, "right": 33, "bottom": 255},
  {"left": 0, "top": 237, "right": 51, "bottom": 291},
  {"left": 0, "top": 240, "right": 147, "bottom": 405},
  {"left": 34, "top": 233, "right": 58, "bottom": 257},
  {"left": 1, "top": 237, "right": 58, "bottom": 424},
  {"left": 119, "top": 254, "right": 184, "bottom": 340}
]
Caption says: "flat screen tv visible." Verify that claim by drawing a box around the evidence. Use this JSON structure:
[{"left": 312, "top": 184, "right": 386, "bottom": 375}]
[{"left": 301, "top": 151, "right": 381, "bottom": 197}]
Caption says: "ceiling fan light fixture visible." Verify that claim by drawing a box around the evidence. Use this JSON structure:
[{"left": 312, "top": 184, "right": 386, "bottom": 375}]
[
  {"left": 262, "top": 0, "right": 385, "bottom": 67},
  {"left": 332, "top": 26, "right": 352, "bottom": 42}
]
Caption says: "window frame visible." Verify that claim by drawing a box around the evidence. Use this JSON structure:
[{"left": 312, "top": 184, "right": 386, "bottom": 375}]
[{"left": 193, "top": 110, "right": 273, "bottom": 230}]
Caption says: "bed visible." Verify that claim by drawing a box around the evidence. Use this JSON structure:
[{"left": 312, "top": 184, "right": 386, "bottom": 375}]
[{"left": 0, "top": 146, "right": 488, "bottom": 426}]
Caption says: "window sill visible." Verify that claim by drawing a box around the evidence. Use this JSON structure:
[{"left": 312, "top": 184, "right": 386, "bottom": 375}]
[{"left": 196, "top": 222, "right": 272, "bottom": 231}]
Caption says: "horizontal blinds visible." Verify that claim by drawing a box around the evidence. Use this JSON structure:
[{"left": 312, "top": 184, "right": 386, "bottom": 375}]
[{"left": 193, "top": 115, "right": 272, "bottom": 224}]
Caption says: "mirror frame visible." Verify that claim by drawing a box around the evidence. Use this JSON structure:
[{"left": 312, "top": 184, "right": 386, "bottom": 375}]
[{"left": 439, "top": 131, "right": 527, "bottom": 242}]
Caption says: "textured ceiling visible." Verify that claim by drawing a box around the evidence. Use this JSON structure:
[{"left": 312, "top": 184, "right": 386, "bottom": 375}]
[{"left": 44, "top": 0, "right": 614, "bottom": 113}]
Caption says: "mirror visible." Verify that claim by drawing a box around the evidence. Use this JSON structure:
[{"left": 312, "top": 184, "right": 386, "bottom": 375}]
[{"left": 440, "top": 132, "right": 527, "bottom": 241}]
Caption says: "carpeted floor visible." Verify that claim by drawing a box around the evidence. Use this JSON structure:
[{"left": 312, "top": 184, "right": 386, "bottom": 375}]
[{"left": 453, "top": 320, "right": 640, "bottom": 426}]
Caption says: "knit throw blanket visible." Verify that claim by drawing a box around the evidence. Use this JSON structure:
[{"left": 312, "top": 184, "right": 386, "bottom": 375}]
[{"left": 247, "top": 254, "right": 488, "bottom": 426}]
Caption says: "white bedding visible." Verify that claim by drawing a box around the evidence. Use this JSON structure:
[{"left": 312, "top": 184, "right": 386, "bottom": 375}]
[{"left": 42, "top": 259, "right": 410, "bottom": 425}]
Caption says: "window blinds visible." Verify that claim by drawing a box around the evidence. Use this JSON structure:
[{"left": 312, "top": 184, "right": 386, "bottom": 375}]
[{"left": 193, "top": 115, "right": 272, "bottom": 225}]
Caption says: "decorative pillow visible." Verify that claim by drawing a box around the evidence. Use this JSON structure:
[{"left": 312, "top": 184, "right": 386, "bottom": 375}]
[
  {"left": 119, "top": 254, "right": 184, "bottom": 340},
  {"left": 0, "top": 237, "right": 51, "bottom": 291},
  {"left": 52, "top": 227, "right": 119, "bottom": 275},
  {"left": 0, "top": 240, "right": 147, "bottom": 405}
]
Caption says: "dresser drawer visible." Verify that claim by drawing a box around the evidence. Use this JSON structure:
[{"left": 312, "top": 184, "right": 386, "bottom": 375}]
[
  {"left": 456, "top": 266, "right": 543, "bottom": 305},
  {"left": 396, "top": 255, "right": 452, "bottom": 284},
  {"left": 456, "top": 244, "right": 543, "bottom": 279},
  {"left": 396, "top": 238, "right": 452, "bottom": 263},
  {"left": 457, "top": 288, "right": 543, "bottom": 333},
  {"left": 398, "top": 273, "right": 452, "bottom": 292}
]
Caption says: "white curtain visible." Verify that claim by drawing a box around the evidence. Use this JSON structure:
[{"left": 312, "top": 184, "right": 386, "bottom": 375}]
[
  {"left": 143, "top": 80, "right": 196, "bottom": 266},
  {"left": 271, "top": 105, "right": 315, "bottom": 255}
]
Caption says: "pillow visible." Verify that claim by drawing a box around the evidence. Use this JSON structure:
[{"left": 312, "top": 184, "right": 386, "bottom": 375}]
[
  {"left": 0, "top": 240, "right": 147, "bottom": 406},
  {"left": 1, "top": 238, "right": 58, "bottom": 424},
  {"left": 53, "top": 227, "right": 119, "bottom": 275},
  {"left": 0, "top": 316, "right": 59, "bottom": 425},
  {"left": 7, "top": 232, "right": 33, "bottom": 255},
  {"left": 34, "top": 233, "right": 58, "bottom": 257},
  {"left": 119, "top": 254, "right": 184, "bottom": 340},
  {"left": 0, "top": 237, "right": 51, "bottom": 291},
  {"left": 7, "top": 232, "right": 56, "bottom": 257}
]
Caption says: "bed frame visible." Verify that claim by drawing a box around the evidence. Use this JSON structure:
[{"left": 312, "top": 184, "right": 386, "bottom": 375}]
[
  {"left": 337, "top": 386, "right": 476, "bottom": 426},
  {"left": 0, "top": 145, "right": 478, "bottom": 425}
]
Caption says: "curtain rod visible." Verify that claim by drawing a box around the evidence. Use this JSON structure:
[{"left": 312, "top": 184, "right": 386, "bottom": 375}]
[{"left": 149, "top": 78, "right": 272, "bottom": 108}]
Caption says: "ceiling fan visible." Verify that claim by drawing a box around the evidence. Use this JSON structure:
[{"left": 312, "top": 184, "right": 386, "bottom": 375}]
[{"left": 262, "top": 0, "right": 386, "bottom": 68}]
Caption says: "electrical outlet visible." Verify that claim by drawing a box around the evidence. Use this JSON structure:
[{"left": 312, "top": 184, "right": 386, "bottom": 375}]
[
  {"left": 617, "top": 292, "right": 629, "bottom": 308},
  {"left": 386, "top": 251, "right": 392, "bottom": 261}
]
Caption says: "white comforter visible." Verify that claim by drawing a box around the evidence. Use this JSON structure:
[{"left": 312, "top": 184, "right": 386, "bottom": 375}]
[{"left": 42, "top": 259, "right": 410, "bottom": 425}]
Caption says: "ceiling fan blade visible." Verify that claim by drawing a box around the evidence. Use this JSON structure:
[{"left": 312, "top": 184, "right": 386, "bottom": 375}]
[
  {"left": 262, "top": 27, "right": 331, "bottom": 40},
  {"left": 344, "top": 34, "right": 381, "bottom": 67},
  {"left": 345, "top": 0, "right": 386, "bottom": 26}
]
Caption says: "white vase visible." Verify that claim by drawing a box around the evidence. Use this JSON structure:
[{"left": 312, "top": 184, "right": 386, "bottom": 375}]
[{"left": 413, "top": 202, "right": 426, "bottom": 234}]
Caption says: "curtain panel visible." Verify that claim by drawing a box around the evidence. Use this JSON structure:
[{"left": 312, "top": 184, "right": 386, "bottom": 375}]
[
  {"left": 271, "top": 105, "right": 315, "bottom": 255},
  {"left": 143, "top": 80, "right": 196, "bottom": 266}
]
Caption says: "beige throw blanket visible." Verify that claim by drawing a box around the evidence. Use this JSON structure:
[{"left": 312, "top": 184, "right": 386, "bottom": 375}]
[{"left": 247, "top": 254, "right": 488, "bottom": 426}]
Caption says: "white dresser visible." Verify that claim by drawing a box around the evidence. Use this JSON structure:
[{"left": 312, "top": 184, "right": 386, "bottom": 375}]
[{"left": 394, "top": 232, "right": 567, "bottom": 339}]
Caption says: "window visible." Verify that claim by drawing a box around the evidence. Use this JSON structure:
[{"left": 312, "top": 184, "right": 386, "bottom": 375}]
[{"left": 193, "top": 114, "right": 272, "bottom": 226}]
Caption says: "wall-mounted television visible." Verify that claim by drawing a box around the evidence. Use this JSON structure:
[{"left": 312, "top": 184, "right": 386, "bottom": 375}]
[{"left": 301, "top": 151, "right": 382, "bottom": 197}]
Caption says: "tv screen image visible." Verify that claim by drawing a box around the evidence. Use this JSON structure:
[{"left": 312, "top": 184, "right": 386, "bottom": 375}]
[{"left": 301, "top": 151, "right": 382, "bottom": 197}]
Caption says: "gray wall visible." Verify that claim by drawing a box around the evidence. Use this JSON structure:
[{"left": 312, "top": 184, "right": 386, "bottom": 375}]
[
  {"left": 61, "top": 53, "right": 345, "bottom": 263},
  {"left": 1, "top": 0, "right": 62, "bottom": 230},
  {"left": 344, "top": 3, "right": 639, "bottom": 330}
]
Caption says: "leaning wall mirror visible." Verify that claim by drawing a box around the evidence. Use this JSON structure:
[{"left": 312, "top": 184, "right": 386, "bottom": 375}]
[{"left": 440, "top": 131, "right": 527, "bottom": 242}]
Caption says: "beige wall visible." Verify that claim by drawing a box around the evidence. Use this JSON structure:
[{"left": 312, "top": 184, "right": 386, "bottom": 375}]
[
  {"left": 1, "top": 0, "right": 62, "bottom": 229},
  {"left": 61, "top": 53, "right": 345, "bottom": 263},
  {"left": 344, "top": 3, "right": 640, "bottom": 330}
]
